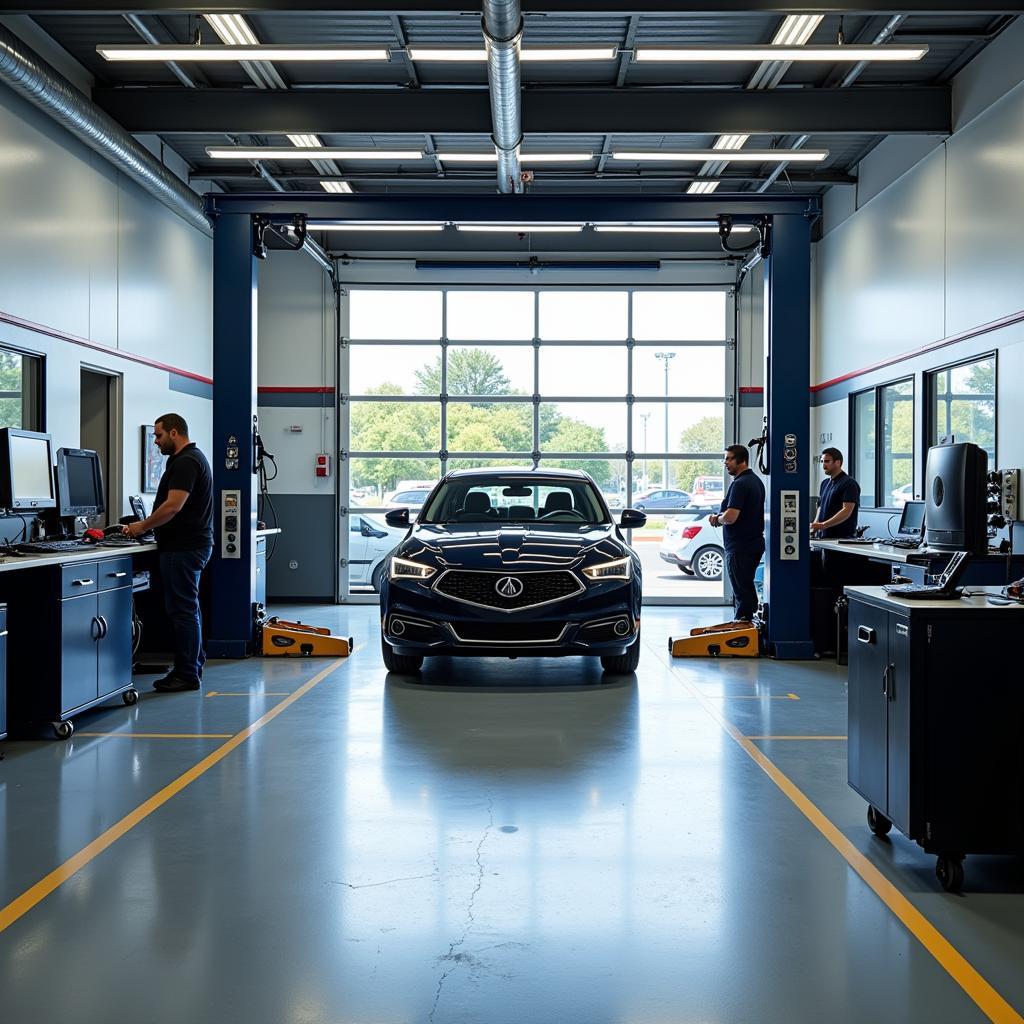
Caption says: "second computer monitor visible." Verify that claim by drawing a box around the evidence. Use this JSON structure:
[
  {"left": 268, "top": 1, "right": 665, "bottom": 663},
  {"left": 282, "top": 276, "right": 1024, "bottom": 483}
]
[
  {"left": 0, "top": 428, "right": 56, "bottom": 510},
  {"left": 898, "top": 500, "right": 925, "bottom": 538},
  {"left": 55, "top": 447, "right": 105, "bottom": 517}
]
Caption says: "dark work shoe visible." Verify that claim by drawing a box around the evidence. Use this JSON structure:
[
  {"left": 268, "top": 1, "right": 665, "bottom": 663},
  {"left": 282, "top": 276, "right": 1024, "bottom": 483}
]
[{"left": 154, "top": 675, "right": 201, "bottom": 693}]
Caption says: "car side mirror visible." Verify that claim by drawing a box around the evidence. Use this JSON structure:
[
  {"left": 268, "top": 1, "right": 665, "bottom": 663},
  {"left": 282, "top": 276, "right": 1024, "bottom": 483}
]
[
  {"left": 385, "top": 508, "right": 410, "bottom": 528},
  {"left": 619, "top": 508, "right": 647, "bottom": 529}
]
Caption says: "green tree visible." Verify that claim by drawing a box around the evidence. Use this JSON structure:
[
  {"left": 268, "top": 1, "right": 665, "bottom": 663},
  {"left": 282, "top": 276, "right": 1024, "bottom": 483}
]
[
  {"left": 0, "top": 351, "right": 24, "bottom": 429},
  {"left": 675, "top": 415, "right": 725, "bottom": 491},
  {"left": 415, "top": 348, "right": 511, "bottom": 397},
  {"left": 544, "top": 419, "right": 612, "bottom": 485}
]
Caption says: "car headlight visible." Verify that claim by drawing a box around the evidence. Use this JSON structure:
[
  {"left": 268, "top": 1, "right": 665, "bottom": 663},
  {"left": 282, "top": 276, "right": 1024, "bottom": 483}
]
[
  {"left": 389, "top": 556, "right": 436, "bottom": 581},
  {"left": 582, "top": 556, "right": 632, "bottom": 581}
]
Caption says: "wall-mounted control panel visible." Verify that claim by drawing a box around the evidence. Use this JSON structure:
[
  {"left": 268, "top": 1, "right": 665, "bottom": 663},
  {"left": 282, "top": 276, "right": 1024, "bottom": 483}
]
[
  {"left": 780, "top": 490, "right": 799, "bottom": 561},
  {"left": 221, "top": 489, "right": 241, "bottom": 559},
  {"left": 998, "top": 468, "right": 1020, "bottom": 523}
]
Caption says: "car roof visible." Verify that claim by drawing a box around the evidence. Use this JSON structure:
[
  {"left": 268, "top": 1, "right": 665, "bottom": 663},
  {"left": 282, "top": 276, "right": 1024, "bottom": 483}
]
[{"left": 444, "top": 466, "right": 591, "bottom": 481}]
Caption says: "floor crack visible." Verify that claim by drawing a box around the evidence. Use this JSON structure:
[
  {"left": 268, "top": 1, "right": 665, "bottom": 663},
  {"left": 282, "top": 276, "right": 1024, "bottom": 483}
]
[
  {"left": 428, "top": 797, "right": 494, "bottom": 1023},
  {"left": 327, "top": 869, "right": 438, "bottom": 890}
]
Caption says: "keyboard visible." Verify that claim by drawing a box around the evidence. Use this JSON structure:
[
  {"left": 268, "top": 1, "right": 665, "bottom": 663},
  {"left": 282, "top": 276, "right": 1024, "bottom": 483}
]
[
  {"left": 16, "top": 539, "right": 92, "bottom": 554},
  {"left": 888, "top": 539, "right": 921, "bottom": 549},
  {"left": 837, "top": 537, "right": 879, "bottom": 545},
  {"left": 883, "top": 584, "right": 962, "bottom": 600},
  {"left": 100, "top": 536, "right": 140, "bottom": 547}
]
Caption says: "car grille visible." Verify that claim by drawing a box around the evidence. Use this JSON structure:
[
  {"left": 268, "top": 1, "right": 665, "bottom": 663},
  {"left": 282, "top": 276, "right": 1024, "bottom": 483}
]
[
  {"left": 450, "top": 622, "right": 567, "bottom": 644},
  {"left": 434, "top": 569, "right": 583, "bottom": 611}
]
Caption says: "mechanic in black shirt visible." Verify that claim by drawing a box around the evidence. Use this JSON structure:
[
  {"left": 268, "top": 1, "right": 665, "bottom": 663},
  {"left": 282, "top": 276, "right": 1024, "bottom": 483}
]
[
  {"left": 709, "top": 444, "right": 766, "bottom": 625},
  {"left": 124, "top": 413, "right": 214, "bottom": 692},
  {"left": 810, "top": 447, "right": 860, "bottom": 539},
  {"left": 810, "top": 446, "right": 861, "bottom": 587}
]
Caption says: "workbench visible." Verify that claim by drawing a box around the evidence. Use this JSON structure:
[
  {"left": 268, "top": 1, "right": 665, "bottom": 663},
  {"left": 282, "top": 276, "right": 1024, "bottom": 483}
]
[
  {"left": 845, "top": 584, "right": 1024, "bottom": 891},
  {"left": 0, "top": 542, "right": 157, "bottom": 739}
]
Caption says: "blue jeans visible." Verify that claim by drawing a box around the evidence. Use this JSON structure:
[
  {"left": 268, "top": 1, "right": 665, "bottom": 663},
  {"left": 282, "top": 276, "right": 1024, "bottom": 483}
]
[
  {"left": 726, "top": 542, "right": 764, "bottom": 621},
  {"left": 160, "top": 547, "right": 213, "bottom": 682}
]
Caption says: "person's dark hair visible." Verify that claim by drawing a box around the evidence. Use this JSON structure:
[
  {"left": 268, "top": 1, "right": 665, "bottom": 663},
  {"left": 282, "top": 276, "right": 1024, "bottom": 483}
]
[
  {"left": 726, "top": 444, "right": 749, "bottom": 465},
  {"left": 821, "top": 447, "right": 844, "bottom": 463},
  {"left": 156, "top": 413, "right": 189, "bottom": 437}
]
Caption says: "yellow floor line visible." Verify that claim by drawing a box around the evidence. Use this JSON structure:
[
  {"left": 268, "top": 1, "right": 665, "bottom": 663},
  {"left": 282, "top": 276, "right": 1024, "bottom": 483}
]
[
  {"left": 76, "top": 732, "right": 234, "bottom": 739},
  {"left": 659, "top": 651, "right": 1022, "bottom": 1023},
  {"left": 746, "top": 735, "right": 848, "bottom": 740},
  {"left": 0, "top": 657, "right": 347, "bottom": 935},
  {"left": 702, "top": 692, "right": 800, "bottom": 701},
  {"left": 203, "top": 691, "right": 290, "bottom": 698}
]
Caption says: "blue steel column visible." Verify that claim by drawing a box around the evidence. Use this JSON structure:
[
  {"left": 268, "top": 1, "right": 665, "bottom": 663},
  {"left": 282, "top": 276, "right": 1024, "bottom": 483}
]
[
  {"left": 763, "top": 213, "right": 814, "bottom": 659},
  {"left": 208, "top": 212, "right": 258, "bottom": 658}
]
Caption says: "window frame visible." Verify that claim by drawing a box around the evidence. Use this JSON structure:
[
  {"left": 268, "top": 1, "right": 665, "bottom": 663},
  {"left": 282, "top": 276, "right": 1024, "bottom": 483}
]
[
  {"left": 924, "top": 351, "right": 997, "bottom": 466},
  {"left": 0, "top": 342, "right": 45, "bottom": 432},
  {"left": 848, "top": 375, "right": 915, "bottom": 511}
]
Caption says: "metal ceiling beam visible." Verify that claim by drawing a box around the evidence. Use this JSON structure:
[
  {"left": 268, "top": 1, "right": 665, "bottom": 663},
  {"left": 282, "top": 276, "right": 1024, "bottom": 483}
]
[
  {"left": 2, "top": 2, "right": 1021, "bottom": 13},
  {"left": 94, "top": 85, "right": 950, "bottom": 135}
]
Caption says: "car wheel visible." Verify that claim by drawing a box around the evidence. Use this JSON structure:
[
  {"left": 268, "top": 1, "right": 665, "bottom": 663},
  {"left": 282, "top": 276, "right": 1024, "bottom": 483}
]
[
  {"left": 601, "top": 630, "right": 641, "bottom": 674},
  {"left": 381, "top": 636, "right": 423, "bottom": 674},
  {"left": 692, "top": 545, "right": 724, "bottom": 581},
  {"left": 371, "top": 561, "right": 387, "bottom": 594},
  {"left": 635, "top": 504, "right": 646, "bottom": 511}
]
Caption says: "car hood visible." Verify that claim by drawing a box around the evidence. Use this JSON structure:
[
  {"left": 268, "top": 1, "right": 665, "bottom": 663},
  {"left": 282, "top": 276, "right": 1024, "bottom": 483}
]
[{"left": 400, "top": 522, "right": 626, "bottom": 570}]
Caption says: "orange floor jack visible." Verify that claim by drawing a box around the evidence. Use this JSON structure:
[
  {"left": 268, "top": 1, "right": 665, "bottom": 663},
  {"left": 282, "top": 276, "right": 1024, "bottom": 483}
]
[
  {"left": 668, "top": 619, "right": 763, "bottom": 658},
  {"left": 261, "top": 617, "right": 354, "bottom": 657}
]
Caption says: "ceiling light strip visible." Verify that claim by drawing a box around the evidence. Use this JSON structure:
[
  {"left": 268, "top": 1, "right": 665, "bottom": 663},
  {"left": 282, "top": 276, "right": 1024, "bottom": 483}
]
[
  {"left": 634, "top": 44, "right": 926, "bottom": 62},
  {"left": 206, "top": 147, "right": 424, "bottom": 160},
  {"left": 97, "top": 44, "right": 391, "bottom": 61},
  {"left": 611, "top": 149, "right": 828, "bottom": 163}
]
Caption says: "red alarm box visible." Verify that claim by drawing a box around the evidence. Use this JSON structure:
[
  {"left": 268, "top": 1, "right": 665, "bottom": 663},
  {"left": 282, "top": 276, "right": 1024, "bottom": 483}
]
[{"left": 315, "top": 453, "right": 331, "bottom": 478}]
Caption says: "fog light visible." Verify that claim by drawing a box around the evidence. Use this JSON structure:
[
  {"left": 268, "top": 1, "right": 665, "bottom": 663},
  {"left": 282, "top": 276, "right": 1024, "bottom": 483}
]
[
  {"left": 613, "top": 618, "right": 631, "bottom": 636},
  {"left": 391, "top": 618, "right": 407, "bottom": 636}
]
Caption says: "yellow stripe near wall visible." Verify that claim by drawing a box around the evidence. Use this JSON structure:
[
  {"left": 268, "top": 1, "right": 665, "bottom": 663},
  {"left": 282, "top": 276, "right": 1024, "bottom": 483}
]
[
  {"left": 0, "top": 658, "right": 347, "bottom": 935},
  {"left": 662, "top": 653, "right": 1023, "bottom": 1024}
]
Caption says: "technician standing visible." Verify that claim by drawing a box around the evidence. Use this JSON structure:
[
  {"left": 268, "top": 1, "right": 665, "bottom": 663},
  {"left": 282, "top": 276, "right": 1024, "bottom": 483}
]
[
  {"left": 709, "top": 444, "right": 765, "bottom": 625},
  {"left": 810, "top": 447, "right": 860, "bottom": 538},
  {"left": 124, "top": 413, "right": 214, "bottom": 692}
]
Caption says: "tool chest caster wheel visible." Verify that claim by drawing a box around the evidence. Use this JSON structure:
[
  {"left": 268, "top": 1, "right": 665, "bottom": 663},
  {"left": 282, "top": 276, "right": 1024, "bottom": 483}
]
[
  {"left": 935, "top": 856, "right": 965, "bottom": 893},
  {"left": 867, "top": 806, "right": 892, "bottom": 837},
  {"left": 122, "top": 688, "right": 139, "bottom": 706},
  {"left": 53, "top": 720, "right": 74, "bottom": 740}
]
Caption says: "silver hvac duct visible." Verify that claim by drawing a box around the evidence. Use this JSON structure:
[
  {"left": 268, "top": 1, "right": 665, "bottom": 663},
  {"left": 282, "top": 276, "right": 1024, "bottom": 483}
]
[
  {"left": 0, "top": 23, "right": 211, "bottom": 234},
  {"left": 482, "top": 0, "right": 523, "bottom": 194}
]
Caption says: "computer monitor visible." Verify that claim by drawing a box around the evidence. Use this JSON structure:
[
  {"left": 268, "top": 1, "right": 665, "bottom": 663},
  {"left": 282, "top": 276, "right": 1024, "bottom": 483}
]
[
  {"left": 897, "top": 500, "right": 925, "bottom": 539},
  {"left": 55, "top": 447, "right": 105, "bottom": 517},
  {"left": 924, "top": 441, "right": 988, "bottom": 554},
  {"left": 0, "top": 428, "right": 56, "bottom": 510}
]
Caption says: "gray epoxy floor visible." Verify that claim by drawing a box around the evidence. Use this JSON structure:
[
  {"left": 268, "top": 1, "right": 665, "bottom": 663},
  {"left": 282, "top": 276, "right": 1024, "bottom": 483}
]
[{"left": 1, "top": 605, "right": 1022, "bottom": 1023}]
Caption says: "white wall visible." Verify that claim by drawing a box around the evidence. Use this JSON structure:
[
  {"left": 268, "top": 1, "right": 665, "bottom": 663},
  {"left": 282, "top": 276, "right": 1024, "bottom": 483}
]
[
  {"left": 813, "top": 41, "right": 1024, "bottom": 529},
  {"left": 0, "top": 82, "right": 213, "bottom": 519}
]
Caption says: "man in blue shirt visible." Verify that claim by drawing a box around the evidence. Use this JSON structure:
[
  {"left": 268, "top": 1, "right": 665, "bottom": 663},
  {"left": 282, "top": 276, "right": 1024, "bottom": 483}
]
[
  {"left": 810, "top": 447, "right": 860, "bottom": 538},
  {"left": 709, "top": 444, "right": 765, "bottom": 624}
]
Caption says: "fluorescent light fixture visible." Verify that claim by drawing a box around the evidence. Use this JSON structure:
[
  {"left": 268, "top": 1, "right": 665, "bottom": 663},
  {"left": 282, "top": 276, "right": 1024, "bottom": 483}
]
[
  {"left": 634, "top": 44, "right": 926, "bottom": 62},
  {"left": 408, "top": 46, "right": 616, "bottom": 61},
  {"left": 773, "top": 13, "right": 824, "bottom": 47},
  {"left": 436, "top": 152, "right": 594, "bottom": 164},
  {"left": 287, "top": 134, "right": 321, "bottom": 148},
  {"left": 612, "top": 149, "right": 828, "bottom": 163},
  {"left": 204, "top": 12, "right": 259, "bottom": 46},
  {"left": 455, "top": 223, "right": 585, "bottom": 234},
  {"left": 206, "top": 147, "right": 424, "bottom": 160},
  {"left": 311, "top": 222, "right": 445, "bottom": 232},
  {"left": 714, "top": 134, "right": 750, "bottom": 150},
  {"left": 687, "top": 181, "right": 720, "bottom": 195},
  {"left": 593, "top": 222, "right": 755, "bottom": 234},
  {"left": 98, "top": 44, "right": 390, "bottom": 61},
  {"left": 320, "top": 181, "right": 353, "bottom": 194}
]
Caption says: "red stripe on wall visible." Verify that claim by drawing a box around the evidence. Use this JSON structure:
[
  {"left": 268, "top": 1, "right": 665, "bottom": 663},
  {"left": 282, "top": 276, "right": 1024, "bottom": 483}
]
[
  {"left": 811, "top": 308, "right": 1024, "bottom": 393},
  {"left": 0, "top": 310, "right": 214, "bottom": 384},
  {"left": 738, "top": 386, "right": 764, "bottom": 394},
  {"left": 257, "top": 386, "right": 335, "bottom": 394}
]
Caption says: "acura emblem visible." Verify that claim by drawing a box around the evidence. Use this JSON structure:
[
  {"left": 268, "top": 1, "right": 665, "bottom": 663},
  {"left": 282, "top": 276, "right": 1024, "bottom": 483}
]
[{"left": 496, "top": 576, "right": 524, "bottom": 598}]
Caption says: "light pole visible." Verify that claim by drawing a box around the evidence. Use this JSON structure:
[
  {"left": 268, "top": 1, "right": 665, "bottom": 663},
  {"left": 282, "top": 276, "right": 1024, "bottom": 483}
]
[
  {"left": 639, "top": 412, "right": 651, "bottom": 490},
  {"left": 654, "top": 351, "right": 676, "bottom": 489}
]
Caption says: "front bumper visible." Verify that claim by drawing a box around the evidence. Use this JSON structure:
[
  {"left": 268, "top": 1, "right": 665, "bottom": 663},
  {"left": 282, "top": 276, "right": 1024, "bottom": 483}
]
[{"left": 383, "top": 576, "right": 640, "bottom": 658}]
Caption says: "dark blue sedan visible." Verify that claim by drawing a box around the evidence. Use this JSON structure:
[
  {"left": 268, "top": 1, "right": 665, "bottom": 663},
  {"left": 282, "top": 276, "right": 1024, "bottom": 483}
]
[{"left": 380, "top": 468, "right": 645, "bottom": 675}]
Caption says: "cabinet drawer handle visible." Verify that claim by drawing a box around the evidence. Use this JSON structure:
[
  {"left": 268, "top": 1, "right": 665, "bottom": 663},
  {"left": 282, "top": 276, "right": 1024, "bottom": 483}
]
[
  {"left": 107, "top": 571, "right": 128, "bottom": 579},
  {"left": 72, "top": 578, "right": 94, "bottom": 587},
  {"left": 857, "top": 625, "right": 875, "bottom": 644}
]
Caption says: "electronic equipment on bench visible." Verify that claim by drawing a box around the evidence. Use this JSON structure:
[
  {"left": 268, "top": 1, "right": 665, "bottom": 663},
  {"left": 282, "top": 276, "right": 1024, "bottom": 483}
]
[{"left": 883, "top": 550, "right": 970, "bottom": 599}]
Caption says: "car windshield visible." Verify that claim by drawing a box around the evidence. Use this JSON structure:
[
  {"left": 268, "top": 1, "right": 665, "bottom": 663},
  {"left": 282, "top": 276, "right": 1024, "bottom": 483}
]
[{"left": 420, "top": 474, "right": 610, "bottom": 525}]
